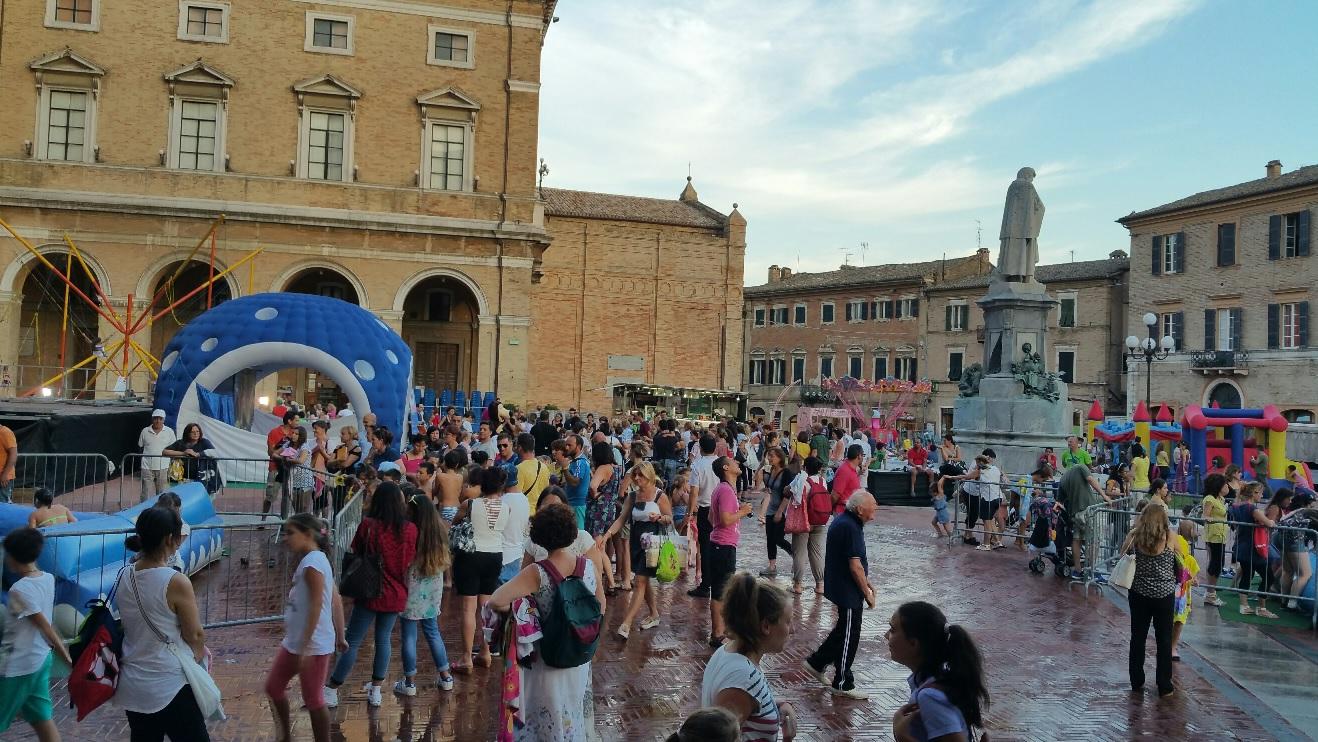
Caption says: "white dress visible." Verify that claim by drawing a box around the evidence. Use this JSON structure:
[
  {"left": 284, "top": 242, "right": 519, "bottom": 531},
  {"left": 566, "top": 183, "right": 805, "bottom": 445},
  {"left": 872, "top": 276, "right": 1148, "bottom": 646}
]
[{"left": 515, "top": 560, "right": 599, "bottom": 742}]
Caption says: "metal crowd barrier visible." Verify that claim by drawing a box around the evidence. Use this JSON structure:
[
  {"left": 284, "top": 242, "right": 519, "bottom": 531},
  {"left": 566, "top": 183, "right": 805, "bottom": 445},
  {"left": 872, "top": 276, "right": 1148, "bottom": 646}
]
[
  {"left": 332, "top": 488, "right": 364, "bottom": 572},
  {"left": 1080, "top": 506, "right": 1318, "bottom": 630},
  {"left": 12, "top": 453, "right": 113, "bottom": 511},
  {"left": 39, "top": 520, "right": 297, "bottom": 632}
]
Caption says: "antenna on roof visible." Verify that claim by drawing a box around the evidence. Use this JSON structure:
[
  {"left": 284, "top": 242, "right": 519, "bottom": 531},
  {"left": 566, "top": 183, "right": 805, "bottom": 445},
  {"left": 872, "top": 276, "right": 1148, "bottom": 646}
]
[
  {"left": 975, "top": 219, "right": 982, "bottom": 250},
  {"left": 860, "top": 241, "right": 868, "bottom": 266},
  {"left": 688, "top": 161, "right": 692, "bottom": 179},
  {"left": 1070, "top": 248, "right": 1075, "bottom": 263},
  {"left": 840, "top": 248, "right": 853, "bottom": 266}
]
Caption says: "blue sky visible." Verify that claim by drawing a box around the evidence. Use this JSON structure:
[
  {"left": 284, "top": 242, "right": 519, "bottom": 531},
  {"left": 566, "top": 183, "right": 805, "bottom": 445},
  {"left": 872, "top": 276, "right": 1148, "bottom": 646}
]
[{"left": 538, "top": 0, "right": 1318, "bottom": 285}]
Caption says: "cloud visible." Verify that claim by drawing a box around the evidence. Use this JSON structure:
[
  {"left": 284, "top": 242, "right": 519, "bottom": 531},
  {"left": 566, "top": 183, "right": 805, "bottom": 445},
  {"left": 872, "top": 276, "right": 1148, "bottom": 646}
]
[{"left": 539, "top": 0, "right": 1201, "bottom": 277}]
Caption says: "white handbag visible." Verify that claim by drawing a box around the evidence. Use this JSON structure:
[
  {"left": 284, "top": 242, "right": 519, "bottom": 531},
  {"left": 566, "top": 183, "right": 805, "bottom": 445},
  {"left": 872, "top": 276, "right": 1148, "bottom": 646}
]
[
  {"left": 130, "top": 569, "right": 226, "bottom": 721},
  {"left": 1110, "top": 553, "right": 1136, "bottom": 590}
]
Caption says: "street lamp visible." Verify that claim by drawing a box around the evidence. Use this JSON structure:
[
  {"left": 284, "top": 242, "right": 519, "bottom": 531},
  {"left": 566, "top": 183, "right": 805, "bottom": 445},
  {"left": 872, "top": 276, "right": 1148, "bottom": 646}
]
[{"left": 1125, "top": 312, "right": 1175, "bottom": 410}]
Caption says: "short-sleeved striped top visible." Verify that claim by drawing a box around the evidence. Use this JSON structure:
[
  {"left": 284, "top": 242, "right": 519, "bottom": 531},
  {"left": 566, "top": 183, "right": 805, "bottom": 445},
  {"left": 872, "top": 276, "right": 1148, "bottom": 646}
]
[{"left": 700, "top": 645, "right": 780, "bottom": 740}]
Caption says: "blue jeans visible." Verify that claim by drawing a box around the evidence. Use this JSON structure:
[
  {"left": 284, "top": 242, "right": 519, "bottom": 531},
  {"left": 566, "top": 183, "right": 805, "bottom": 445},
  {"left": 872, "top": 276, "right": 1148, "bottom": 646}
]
[
  {"left": 330, "top": 605, "right": 398, "bottom": 684},
  {"left": 498, "top": 559, "right": 520, "bottom": 587},
  {"left": 399, "top": 617, "right": 450, "bottom": 676},
  {"left": 0, "top": 480, "right": 12, "bottom": 503}
]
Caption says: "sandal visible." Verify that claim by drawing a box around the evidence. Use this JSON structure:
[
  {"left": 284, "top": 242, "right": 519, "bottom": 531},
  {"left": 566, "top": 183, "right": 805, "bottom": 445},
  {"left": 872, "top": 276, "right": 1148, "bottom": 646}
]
[
  {"left": 1255, "top": 608, "right": 1278, "bottom": 619},
  {"left": 451, "top": 662, "right": 473, "bottom": 674}
]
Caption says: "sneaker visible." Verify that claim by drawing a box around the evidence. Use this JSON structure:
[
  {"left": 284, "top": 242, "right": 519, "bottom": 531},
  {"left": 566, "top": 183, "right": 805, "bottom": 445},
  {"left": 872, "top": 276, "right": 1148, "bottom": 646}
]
[
  {"left": 1286, "top": 599, "right": 1299, "bottom": 610},
  {"left": 436, "top": 673, "right": 455, "bottom": 692},
  {"left": 831, "top": 685, "right": 869, "bottom": 700},
  {"left": 1204, "top": 595, "right": 1225, "bottom": 607},
  {"left": 639, "top": 616, "right": 660, "bottom": 631},
  {"left": 1221, "top": 568, "right": 1237, "bottom": 580},
  {"left": 364, "top": 683, "right": 383, "bottom": 707},
  {"left": 617, "top": 624, "right": 631, "bottom": 640},
  {"left": 801, "top": 660, "right": 828, "bottom": 686},
  {"left": 975, "top": 544, "right": 992, "bottom": 552},
  {"left": 323, "top": 686, "right": 339, "bottom": 708},
  {"left": 393, "top": 680, "right": 416, "bottom": 697}
]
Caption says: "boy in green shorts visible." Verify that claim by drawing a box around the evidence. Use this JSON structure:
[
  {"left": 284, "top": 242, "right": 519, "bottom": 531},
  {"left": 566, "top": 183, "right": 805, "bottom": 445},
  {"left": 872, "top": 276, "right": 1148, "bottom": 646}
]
[{"left": 1, "top": 527, "right": 72, "bottom": 742}]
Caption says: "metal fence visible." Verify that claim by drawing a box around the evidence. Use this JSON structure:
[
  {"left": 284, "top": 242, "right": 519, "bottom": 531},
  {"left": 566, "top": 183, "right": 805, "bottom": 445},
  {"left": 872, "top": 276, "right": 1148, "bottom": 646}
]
[
  {"left": 1079, "top": 505, "right": 1318, "bottom": 630},
  {"left": 12, "top": 453, "right": 113, "bottom": 511}
]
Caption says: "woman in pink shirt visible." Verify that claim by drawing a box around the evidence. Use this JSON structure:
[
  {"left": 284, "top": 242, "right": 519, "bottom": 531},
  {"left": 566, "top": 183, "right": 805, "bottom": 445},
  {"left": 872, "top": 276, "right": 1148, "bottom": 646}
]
[{"left": 707, "top": 456, "right": 754, "bottom": 647}]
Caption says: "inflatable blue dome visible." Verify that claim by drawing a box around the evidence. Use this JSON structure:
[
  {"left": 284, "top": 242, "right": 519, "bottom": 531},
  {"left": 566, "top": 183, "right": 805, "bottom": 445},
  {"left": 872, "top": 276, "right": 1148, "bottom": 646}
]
[{"left": 152, "top": 293, "right": 413, "bottom": 436}]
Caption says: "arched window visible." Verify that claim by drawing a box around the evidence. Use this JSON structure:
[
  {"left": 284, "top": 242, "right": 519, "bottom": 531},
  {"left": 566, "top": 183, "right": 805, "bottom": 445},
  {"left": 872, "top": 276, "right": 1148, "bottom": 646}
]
[
  {"left": 1206, "top": 381, "right": 1241, "bottom": 410},
  {"left": 1282, "top": 408, "right": 1315, "bottom": 424}
]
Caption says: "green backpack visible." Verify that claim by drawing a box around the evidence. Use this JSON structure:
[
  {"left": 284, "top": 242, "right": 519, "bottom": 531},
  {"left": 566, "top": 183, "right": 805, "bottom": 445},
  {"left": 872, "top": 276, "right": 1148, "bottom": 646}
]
[
  {"left": 537, "top": 557, "right": 601, "bottom": 668},
  {"left": 656, "top": 538, "right": 681, "bottom": 583}
]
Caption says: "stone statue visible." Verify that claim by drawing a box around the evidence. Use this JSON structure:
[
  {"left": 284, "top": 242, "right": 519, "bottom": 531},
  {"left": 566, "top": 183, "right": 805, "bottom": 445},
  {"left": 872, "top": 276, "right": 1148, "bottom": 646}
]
[
  {"left": 958, "top": 363, "right": 984, "bottom": 397},
  {"left": 997, "top": 167, "right": 1044, "bottom": 283},
  {"left": 1011, "top": 342, "right": 1060, "bottom": 401}
]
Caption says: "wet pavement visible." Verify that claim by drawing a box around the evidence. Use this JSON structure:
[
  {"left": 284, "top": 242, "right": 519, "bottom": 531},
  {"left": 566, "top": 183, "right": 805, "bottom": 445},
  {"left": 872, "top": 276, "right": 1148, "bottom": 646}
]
[{"left": 3, "top": 505, "right": 1314, "bottom": 741}]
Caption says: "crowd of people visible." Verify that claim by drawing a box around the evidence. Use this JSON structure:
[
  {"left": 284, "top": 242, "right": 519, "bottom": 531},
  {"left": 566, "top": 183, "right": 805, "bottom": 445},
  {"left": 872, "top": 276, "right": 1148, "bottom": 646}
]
[{"left": 45, "top": 399, "right": 1312, "bottom": 741}]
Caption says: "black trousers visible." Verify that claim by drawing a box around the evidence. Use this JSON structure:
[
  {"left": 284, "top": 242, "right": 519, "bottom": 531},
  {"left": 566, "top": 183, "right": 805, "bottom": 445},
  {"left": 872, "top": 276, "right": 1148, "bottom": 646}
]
[
  {"left": 765, "top": 515, "right": 792, "bottom": 561},
  {"left": 696, "top": 505, "right": 713, "bottom": 589},
  {"left": 1128, "top": 590, "right": 1174, "bottom": 693},
  {"left": 807, "top": 605, "right": 863, "bottom": 689},
  {"left": 125, "top": 686, "right": 211, "bottom": 742}
]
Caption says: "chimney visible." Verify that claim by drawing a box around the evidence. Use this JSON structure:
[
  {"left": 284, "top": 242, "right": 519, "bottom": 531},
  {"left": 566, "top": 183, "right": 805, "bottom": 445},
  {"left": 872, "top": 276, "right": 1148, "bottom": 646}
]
[
  {"left": 780, "top": 267, "right": 793, "bottom": 280},
  {"left": 976, "top": 247, "right": 990, "bottom": 261},
  {"left": 768, "top": 265, "right": 782, "bottom": 283},
  {"left": 1266, "top": 159, "right": 1282, "bottom": 179}
]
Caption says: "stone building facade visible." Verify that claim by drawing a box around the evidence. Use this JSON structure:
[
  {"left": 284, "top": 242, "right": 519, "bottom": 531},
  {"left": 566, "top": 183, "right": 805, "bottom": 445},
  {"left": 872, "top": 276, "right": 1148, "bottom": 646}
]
[
  {"left": 742, "top": 250, "right": 992, "bottom": 427},
  {"left": 923, "top": 255, "right": 1130, "bottom": 435},
  {"left": 0, "top": 0, "right": 743, "bottom": 411},
  {"left": 1118, "top": 160, "right": 1316, "bottom": 423}
]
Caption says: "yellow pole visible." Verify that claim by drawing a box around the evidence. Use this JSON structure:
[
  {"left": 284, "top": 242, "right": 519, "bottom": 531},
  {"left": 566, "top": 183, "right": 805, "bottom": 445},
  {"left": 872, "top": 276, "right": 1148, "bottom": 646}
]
[
  {"left": 1268, "top": 428, "right": 1287, "bottom": 480},
  {"left": 58, "top": 251, "right": 71, "bottom": 395}
]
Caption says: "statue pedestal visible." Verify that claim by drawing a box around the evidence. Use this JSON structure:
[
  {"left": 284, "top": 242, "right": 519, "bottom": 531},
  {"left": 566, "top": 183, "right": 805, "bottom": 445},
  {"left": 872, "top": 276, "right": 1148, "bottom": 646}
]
[
  {"left": 978, "top": 279, "right": 1057, "bottom": 375},
  {"left": 953, "top": 376, "right": 1072, "bottom": 475}
]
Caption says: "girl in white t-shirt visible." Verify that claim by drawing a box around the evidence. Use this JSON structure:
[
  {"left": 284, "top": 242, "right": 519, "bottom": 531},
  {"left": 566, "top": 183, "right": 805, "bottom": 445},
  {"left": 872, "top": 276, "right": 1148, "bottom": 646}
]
[{"left": 265, "top": 514, "right": 345, "bottom": 742}]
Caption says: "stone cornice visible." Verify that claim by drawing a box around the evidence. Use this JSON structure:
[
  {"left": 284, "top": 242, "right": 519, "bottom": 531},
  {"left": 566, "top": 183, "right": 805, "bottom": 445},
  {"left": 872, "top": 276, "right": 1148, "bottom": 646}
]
[{"left": 0, "top": 185, "right": 549, "bottom": 243}]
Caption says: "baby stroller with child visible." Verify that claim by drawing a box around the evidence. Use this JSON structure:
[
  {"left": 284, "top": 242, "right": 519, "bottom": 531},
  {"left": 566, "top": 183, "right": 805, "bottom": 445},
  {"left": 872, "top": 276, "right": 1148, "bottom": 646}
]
[{"left": 1027, "top": 497, "right": 1073, "bottom": 578}]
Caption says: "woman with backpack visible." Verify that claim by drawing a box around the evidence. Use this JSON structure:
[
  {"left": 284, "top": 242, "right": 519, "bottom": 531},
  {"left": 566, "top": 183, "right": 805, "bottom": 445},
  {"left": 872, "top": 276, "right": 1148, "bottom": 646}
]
[
  {"left": 597, "top": 462, "right": 672, "bottom": 639},
  {"left": 788, "top": 456, "right": 831, "bottom": 596},
  {"left": 324, "top": 481, "right": 417, "bottom": 708},
  {"left": 887, "top": 601, "right": 990, "bottom": 742},
  {"left": 490, "top": 502, "right": 605, "bottom": 741}
]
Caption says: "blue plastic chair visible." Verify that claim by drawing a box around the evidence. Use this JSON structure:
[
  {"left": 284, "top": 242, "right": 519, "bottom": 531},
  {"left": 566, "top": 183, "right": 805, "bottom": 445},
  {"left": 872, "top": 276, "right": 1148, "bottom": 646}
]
[
  {"left": 454, "top": 391, "right": 467, "bottom": 416},
  {"left": 483, "top": 391, "right": 496, "bottom": 410},
  {"left": 469, "top": 390, "right": 482, "bottom": 415},
  {"left": 439, "top": 389, "right": 453, "bottom": 409}
]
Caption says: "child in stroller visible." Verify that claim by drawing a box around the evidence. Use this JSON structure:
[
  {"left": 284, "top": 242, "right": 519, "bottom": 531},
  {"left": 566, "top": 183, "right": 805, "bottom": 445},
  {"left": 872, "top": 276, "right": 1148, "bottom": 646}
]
[{"left": 1027, "top": 490, "right": 1073, "bottom": 577}]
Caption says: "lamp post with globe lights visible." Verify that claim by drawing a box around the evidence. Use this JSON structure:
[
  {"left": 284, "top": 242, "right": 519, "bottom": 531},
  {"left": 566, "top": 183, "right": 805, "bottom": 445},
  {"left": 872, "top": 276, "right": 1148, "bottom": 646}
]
[{"left": 1126, "top": 312, "right": 1175, "bottom": 411}]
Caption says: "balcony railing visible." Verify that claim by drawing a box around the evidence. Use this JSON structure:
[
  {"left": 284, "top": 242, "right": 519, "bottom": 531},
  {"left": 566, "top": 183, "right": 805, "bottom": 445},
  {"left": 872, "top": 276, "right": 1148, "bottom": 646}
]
[{"left": 1189, "top": 350, "right": 1248, "bottom": 373}]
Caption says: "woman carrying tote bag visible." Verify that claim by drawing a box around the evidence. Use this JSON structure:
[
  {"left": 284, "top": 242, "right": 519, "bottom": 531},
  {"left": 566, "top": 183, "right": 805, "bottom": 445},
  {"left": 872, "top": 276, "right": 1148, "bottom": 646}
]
[{"left": 116, "top": 507, "right": 215, "bottom": 740}]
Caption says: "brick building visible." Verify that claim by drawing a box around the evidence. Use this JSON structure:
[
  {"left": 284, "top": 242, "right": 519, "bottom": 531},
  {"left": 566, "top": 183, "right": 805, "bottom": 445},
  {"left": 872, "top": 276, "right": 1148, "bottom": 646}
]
[
  {"left": 742, "top": 250, "right": 992, "bottom": 427},
  {"left": 1118, "top": 160, "right": 1315, "bottom": 422},
  {"left": 923, "top": 254, "right": 1130, "bottom": 435},
  {"left": 0, "top": 0, "right": 743, "bottom": 412}
]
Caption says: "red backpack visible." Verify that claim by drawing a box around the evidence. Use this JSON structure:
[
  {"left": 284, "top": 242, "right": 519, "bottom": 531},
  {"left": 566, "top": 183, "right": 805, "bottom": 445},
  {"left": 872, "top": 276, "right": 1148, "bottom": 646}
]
[{"left": 806, "top": 476, "right": 833, "bottom": 526}]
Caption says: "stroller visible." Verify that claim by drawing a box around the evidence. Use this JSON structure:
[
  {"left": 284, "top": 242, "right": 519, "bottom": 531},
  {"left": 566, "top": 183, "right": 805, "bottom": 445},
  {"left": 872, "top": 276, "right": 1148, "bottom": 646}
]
[{"left": 1027, "top": 498, "right": 1073, "bottom": 578}]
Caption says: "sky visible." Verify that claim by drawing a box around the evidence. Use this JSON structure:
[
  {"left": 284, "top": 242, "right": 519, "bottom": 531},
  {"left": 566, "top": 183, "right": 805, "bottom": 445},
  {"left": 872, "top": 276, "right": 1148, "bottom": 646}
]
[{"left": 538, "top": 0, "right": 1318, "bottom": 286}]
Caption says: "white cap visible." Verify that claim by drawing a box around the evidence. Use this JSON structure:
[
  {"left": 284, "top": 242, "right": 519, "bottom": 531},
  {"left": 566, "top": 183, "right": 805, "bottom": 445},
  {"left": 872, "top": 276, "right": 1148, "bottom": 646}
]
[{"left": 151, "top": 409, "right": 166, "bottom": 418}]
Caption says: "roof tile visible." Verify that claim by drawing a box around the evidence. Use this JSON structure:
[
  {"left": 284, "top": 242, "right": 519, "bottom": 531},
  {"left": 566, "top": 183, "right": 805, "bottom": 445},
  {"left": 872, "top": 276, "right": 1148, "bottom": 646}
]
[
  {"left": 1119, "top": 164, "right": 1318, "bottom": 223},
  {"left": 926, "top": 256, "right": 1129, "bottom": 292},
  {"left": 542, "top": 187, "right": 726, "bottom": 229},
  {"left": 744, "top": 256, "right": 979, "bottom": 298}
]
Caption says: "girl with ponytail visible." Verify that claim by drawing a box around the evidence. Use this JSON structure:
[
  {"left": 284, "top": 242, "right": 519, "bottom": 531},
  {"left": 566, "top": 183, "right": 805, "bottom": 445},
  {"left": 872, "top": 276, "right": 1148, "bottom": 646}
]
[
  {"left": 265, "top": 513, "right": 345, "bottom": 742},
  {"left": 699, "top": 571, "right": 798, "bottom": 741},
  {"left": 886, "top": 601, "right": 989, "bottom": 742}
]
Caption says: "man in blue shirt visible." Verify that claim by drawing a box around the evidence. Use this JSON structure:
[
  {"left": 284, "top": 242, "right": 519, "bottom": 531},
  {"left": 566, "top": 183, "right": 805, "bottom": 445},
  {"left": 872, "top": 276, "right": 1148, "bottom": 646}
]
[
  {"left": 553, "top": 434, "right": 592, "bottom": 528},
  {"left": 803, "top": 489, "right": 877, "bottom": 700}
]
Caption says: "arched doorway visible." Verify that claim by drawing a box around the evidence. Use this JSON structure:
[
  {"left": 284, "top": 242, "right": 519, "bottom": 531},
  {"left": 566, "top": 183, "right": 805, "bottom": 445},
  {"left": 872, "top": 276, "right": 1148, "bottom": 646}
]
[
  {"left": 400, "top": 274, "right": 480, "bottom": 395},
  {"left": 1206, "top": 381, "right": 1242, "bottom": 409},
  {"left": 17, "top": 250, "right": 102, "bottom": 397},
  {"left": 276, "top": 266, "right": 362, "bottom": 410},
  {"left": 283, "top": 266, "right": 360, "bottom": 305},
  {"left": 147, "top": 260, "right": 234, "bottom": 358}
]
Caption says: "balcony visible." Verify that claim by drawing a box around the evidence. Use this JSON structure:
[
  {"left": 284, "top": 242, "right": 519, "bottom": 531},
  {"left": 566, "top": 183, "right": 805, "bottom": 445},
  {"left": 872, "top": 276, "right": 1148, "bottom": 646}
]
[
  {"left": 800, "top": 384, "right": 839, "bottom": 403},
  {"left": 1189, "top": 350, "right": 1249, "bottom": 375}
]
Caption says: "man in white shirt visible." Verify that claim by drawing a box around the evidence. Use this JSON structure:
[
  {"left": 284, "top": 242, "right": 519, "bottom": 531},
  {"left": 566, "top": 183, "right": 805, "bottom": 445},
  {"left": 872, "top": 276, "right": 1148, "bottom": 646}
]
[
  {"left": 851, "top": 429, "right": 872, "bottom": 468},
  {"left": 471, "top": 421, "right": 499, "bottom": 460},
  {"left": 686, "top": 434, "right": 721, "bottom": 598},
  {"left": 137, "top": 409, "right": 175, "bottom": 502},
  {"left": 498, "top": 468, "right": 531, "bottom": 586}
]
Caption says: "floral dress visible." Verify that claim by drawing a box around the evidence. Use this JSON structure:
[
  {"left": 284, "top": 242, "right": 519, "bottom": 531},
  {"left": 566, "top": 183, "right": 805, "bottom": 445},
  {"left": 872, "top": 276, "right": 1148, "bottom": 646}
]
[
  {"left": 515, "top": 561, "right": 598, "bottom": 742},
  {"left": 585, "top": 465, "right": 622, "bottom": 538}
]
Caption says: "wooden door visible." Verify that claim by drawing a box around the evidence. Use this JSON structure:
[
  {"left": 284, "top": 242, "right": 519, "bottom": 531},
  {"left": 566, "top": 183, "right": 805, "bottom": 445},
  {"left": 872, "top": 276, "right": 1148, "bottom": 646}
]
[{"left": 414, "top": 342, "right": 459, "bottom": 392}]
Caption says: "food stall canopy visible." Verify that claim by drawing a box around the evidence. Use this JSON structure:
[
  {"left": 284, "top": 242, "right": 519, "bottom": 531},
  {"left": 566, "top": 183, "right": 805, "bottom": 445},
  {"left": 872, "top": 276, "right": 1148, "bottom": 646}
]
[{"left": 610, "top": 383, "right": 748, "bottom": 422}]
